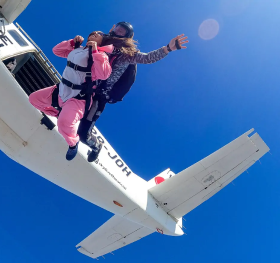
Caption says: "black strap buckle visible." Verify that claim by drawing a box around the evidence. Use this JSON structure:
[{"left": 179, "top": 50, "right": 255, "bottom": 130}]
[
  {"left": 74, "top": 64, "right": 78, "bottom": 70},
  {"left": 86, "top": 72, "right": 92, "bottom": 77}
]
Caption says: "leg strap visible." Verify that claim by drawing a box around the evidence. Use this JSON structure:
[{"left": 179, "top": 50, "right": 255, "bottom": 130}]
[{"left": 51, "top": 84, "right": 62, "bottom": 114}]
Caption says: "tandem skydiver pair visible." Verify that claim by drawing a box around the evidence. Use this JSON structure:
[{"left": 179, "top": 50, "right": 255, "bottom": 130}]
[{"left": 29, "top": 22, "right": 188, "bottom": 161}]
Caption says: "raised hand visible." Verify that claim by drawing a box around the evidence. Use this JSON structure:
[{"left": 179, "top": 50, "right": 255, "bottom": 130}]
[
  {"left": 74, "top": 35, "right": 84, "bottom": 44},
  {"left": 168, "top": 34, "right": 189, "bottom": 51},
  {"left": 87, "top": 41, "right": 97, "bottom": 51}
]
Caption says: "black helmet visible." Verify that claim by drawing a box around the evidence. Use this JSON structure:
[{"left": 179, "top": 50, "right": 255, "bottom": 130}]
[{"left": 110, "top": 21, "right": 134, "bottom": 38}]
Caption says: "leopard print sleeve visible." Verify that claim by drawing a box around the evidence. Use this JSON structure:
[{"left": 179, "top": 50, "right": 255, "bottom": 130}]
[
  {"left": 119, "top": 47, "right": 168, "bottom": 64},
  {"left": 105, "top": 47, "right": 168, "bottom": 90}
]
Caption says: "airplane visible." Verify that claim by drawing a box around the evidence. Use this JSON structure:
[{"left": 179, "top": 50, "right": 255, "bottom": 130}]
[{"left": 0, "top": 0, "right": 270, "bottom": 260}]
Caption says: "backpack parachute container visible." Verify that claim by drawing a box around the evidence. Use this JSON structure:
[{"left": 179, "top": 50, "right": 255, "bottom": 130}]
[{"left": 98, "top": 64, "right": 137, "bottom": 104}]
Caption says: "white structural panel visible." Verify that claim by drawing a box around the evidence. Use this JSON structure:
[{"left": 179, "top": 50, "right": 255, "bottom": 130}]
[
  {"left": 0, "top": 0, "right": 31, "bottom": 23},
  {"left": 149, "top": 129, "right": 269, "bottom": 219},
  {"left": 77, "top": 215, "right": 154, "bottom": 259}
]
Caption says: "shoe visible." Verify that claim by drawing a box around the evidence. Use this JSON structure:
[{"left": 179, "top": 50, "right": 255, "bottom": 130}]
[
  {"left": 87, "top": 142, "right": 102, "bottom": 162},
  {"left": 66, "top": 141, "right": 79, "bottom": 161}
]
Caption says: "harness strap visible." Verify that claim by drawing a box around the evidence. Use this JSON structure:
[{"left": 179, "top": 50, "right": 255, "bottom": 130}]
[
  {"left": 51, "top": 84, "right": 93, "bottom": 117},
  {"left": 67, "top": 41, "right": 91, "bottom": 72},
  {"left": 61, "top": 77, "right": 96, "bottom": 91},
  {"left": 82, "top": 46, "right": 95, "bottom": 119},
  {"left": 53, "top": 46, "right": 95, "bottom": 120},
  {"left": 75, "top": 41, "right": 81, "bottom": 49},
  {"left": 92, "top": 55, "right": 117, "bottom": 102},
  {"left": 109, "top": 55, "right": 117, "bottom": 66},
  {"left": 67, "top": 60, "right": 89, "bottom": 72},
  {"left": 51, "top": 84, "right": 62, "bottom": 114},
  {"left": 87, "top": 46, "right": 94, "bottom": 71}
]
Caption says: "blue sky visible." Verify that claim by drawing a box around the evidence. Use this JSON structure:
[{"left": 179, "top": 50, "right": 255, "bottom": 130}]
[{"left": 1, "top": 0, "right": 280, "bottom": 262}]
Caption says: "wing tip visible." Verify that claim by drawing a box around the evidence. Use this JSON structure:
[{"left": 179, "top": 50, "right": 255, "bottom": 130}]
[
  {"left": 246, "top": 128, "right": 255, "bottom": 137},
  {"left": 77, "top": 246, "right": 97, "bottom": 259}
]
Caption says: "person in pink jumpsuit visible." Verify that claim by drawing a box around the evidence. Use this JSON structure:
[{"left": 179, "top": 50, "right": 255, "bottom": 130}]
[{"left": 29, "top": 31, "right": 113, "bottom": 160}]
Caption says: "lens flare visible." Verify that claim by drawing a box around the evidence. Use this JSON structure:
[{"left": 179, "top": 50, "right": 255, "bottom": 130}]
[{"left": 198, "top": 19, "right": 220, "bottom": 40}]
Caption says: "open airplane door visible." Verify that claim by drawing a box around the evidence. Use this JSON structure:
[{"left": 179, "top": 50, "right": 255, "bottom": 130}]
[{"left": 0, "top": 0, "right": 31, "bottom": 23}]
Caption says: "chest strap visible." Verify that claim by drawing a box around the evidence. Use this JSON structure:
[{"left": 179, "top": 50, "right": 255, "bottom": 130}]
[
  {"left": 61, "top": 77, "right": 97, "bottom": 91},
  {"left": 58, "top": 46, "right": 95, "bottom": 119},
  {"left": 67, "top": 60, "right": 90, "bottom": 72}
]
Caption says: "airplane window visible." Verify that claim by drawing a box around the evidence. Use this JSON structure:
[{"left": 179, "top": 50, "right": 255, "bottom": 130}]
[{"left": 8, "top": 30, "right": 28, "bottom": 47}]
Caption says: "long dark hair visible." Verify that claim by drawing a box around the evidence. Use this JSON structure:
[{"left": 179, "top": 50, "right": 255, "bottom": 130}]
[{"left": 101, "top": 35, "right": 138, "bottom": 56}]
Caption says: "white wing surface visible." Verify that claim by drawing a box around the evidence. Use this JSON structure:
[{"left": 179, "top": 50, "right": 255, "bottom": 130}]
[
  {"left": 149, "top": 129, "right": 269, "bottom": 219},
  {"left": 0, "top": 0, "right": 31, "bottom": 23},
  {"left": 76, "top": 215, "right": 154, "bottom": 259}
]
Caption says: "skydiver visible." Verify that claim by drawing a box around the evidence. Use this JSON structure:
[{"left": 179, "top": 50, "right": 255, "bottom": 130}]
[
  {"left": 29, "top": 31, "right": 138, "bottom": 161},
  {"left": 77, "top": 22, "right": 189, "bottom": 162}
]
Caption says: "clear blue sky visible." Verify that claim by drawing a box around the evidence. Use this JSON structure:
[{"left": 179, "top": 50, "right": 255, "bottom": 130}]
[{"left": 1, "top": 0, "right": 280, "bottom": 262}]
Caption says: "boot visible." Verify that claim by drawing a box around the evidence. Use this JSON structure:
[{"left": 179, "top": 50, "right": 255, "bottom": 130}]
[
  {"left": 87, "top": 142, "right": 102, "bottom": 162},
  {"left": 66, "top": 141, "right": 79, "bottom": 161}
]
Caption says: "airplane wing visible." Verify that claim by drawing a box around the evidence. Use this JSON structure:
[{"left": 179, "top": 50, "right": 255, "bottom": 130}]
[
  {"left": 76, "top": 215, "right": 155, "bottom": 259},
  {"left": 148, "top": 129, "right": 269, "bottom": 219},
  {"left": 0, "top": 0, "right": 31, "bottom": 23}
]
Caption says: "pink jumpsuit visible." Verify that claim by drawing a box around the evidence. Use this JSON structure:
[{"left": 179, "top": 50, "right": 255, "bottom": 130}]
[{"left": 29, "top": 39, "right": 113, "bottom": 146}]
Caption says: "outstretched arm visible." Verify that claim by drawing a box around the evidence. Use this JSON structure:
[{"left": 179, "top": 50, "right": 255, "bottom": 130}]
[{"left": 122, "top": 34, "right": 189, "bottom": 64}]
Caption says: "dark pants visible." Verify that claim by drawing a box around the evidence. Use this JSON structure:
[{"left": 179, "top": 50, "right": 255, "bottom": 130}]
[{"left": 77, "top": 99, "right": 107, "bottom": 146}]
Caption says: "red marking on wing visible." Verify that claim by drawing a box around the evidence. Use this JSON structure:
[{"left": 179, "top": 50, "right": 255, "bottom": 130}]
[{"left": 155, "top": 176, "right": 165, "bottom": 185}]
